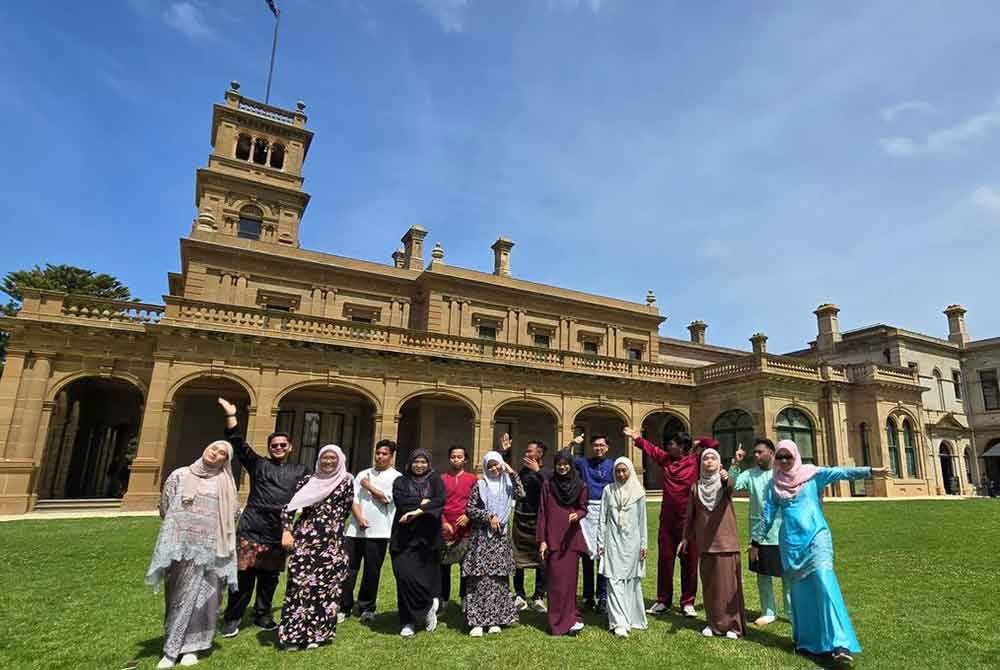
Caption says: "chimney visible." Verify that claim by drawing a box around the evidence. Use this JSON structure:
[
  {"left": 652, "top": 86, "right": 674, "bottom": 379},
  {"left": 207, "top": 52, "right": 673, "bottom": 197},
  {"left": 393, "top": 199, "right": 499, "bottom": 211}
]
[
  {"left": 750, "top": 332, "right": 768, "bottom": 354},
  {"left": 401, "top": 225, "right": 427, "bottom": 271},
  {"left": 491, "top": 237, "right": 514, "bottom": 277},
  {"left": 687, "top": 320, "right": 707, "bottom": 345},
  {"left": 391, "top": 247, "right": 405, "bottom": 269},
  {"left": 944, "top": 304, "right": 969, "bottom": 346},
  {"left": 430, "top": 242, "right": 445, "bottom": 265},
  {"left": 645, "top": 289, "right": 657, "bottom": 309},
  {"left": 814, "top": 303, "right": 841, "bottom": 353}
]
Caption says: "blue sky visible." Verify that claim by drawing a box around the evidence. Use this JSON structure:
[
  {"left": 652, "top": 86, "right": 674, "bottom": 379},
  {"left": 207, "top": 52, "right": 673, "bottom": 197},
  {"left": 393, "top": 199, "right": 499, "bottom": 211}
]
[{"left": 2, "top": 1, "right": 998, "bottom": 353}]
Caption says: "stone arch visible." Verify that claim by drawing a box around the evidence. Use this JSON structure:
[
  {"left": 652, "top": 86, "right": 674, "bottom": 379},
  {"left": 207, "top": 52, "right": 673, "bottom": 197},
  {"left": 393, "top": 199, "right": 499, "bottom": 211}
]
[
  {"left": 46, "top": 370, "right": 147, "bottom": 404},
  {"left": 273, "top": 379, "right": 383, "bottom": 414},
  {"left": 571, "top": 402, "right": 631, "bottom": 425},
  {"left": 773, "top": 404, "right": 820, "bottom": 429},
  {"left": 572, "top": 402, "right": 630, "bottom": 461},
  {"left": 396, "top": 389, "right": 479, "bottom": 472},
  {"left": 637, "top": 407, "right": 690, "bottom": 430},
  {"left": 165, "top": 370, "right": 257, "bottom": 408},
  {"left": 493, "top": 395, "right": 562, "bottom": 423},
  {"left": 492, "top": 397, "right": 561, "bottom": 466},
  {"left": 396, "top": 388, "right": 480, "bottom": 419}
]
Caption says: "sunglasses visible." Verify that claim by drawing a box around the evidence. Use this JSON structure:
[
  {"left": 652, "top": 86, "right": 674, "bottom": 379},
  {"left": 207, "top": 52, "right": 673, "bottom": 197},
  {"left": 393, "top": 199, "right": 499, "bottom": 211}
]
[{"left": 775, "top": 454, "right": 793, "bottom": 461}]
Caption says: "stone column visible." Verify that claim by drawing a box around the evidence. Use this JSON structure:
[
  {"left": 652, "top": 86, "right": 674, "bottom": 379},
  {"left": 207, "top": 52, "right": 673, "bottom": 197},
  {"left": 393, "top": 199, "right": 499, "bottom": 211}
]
[
  {"left": 0, "top": 349, "right": 27, "bottom": 457},
  {"left": 122, "top": 356, "right": 173, "bottom": 511}
]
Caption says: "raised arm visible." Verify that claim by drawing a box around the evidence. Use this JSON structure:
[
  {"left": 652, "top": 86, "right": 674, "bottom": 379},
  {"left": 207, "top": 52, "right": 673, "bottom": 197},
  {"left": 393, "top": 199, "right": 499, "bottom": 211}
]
[
  {"left": 624, "top": 427, "right": 670, "bottom": 468},
  {"left": 219, "top": 397, "right": 259, "bottom": 472},
  {"left": 510, "top": 471, "right": 526, "bottom": 501},
  {"left": 814, "top": 466, "right": 876, "bottom": 488},
  {"left": 465, "top": 483, "right": 491, "bottom": 524}
]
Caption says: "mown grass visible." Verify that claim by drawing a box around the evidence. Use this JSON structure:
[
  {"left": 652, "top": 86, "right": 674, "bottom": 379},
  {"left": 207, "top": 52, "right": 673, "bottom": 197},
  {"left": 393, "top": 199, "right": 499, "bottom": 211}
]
[{"left": 2, "top": 500, "right": 997, "bottom": 670}]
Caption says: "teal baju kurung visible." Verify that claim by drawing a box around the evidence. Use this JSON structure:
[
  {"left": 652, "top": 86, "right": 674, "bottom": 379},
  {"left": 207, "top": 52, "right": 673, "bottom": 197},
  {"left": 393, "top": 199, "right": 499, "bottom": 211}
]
[
  {"left": 597, "top": 481, "right": 648, "bottom": 632},
  {"left": 753, "top": 467, "right": 871, "bottom": 655},
  {"left": 732, "top": 464, "right": 790, "bottom": 618}
]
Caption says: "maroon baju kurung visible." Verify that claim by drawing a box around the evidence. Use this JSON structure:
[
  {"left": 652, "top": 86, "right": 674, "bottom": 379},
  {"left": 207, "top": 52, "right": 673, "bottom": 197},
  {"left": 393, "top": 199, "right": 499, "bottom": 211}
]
[
  {"left": 536, "top": 483, "right": 590, "bottom": 635},
  {"left": 636, "top": 437, "right": 699, "bottom": 607}
]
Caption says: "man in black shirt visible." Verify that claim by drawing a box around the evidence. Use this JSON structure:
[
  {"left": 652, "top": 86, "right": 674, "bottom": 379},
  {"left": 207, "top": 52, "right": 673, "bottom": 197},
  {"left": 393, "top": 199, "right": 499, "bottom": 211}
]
[
  {"left": 217, "top": 397, "right": 308, "bottom": 638},
  {"left": 505, "top": 439, "right": 550, "bottom": 613}
]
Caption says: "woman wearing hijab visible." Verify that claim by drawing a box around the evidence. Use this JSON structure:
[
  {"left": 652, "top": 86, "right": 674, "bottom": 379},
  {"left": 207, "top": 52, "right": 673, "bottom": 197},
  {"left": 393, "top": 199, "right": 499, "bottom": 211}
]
[
  {"left": 537, "top": 448, "right": 590, "bottom": 636},
  {"left": 145, "top": 440, "right": 239, "bottom": 669},
  {"left": 391, "top": 448, "right": 446, "bottom": 638},
  {"left": 597, "top": 457, "right": 648, "bottom": 638},
  {"left": 277, "top": 445, "right": 354, "bottom": 650},
  {"left": 753, "top": 440, "right": 887, "bottom": 662},
  {"left": 679, "top": 447, "right": 746, "bottom": 640},
  {"left": 461, "top": 450, "right": 526, "bottom": 636}
]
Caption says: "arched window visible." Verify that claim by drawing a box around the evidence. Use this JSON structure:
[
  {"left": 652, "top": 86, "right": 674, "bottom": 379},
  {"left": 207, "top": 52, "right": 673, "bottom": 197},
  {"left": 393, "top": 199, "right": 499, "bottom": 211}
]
[
  {"left": 235, "top": 133, "right": 252, "bottom": 161},
  {"left": 252, "top": 138, "right": 269, "bottom": 165},
  {"left": 269, "top": 143, "right": 285, "bottom": 169},
  {"left": 964, "top": 446, "right": 973, "bottom": 484},
  {"left": 237, "top": 205, "right": 263, "bottom": 240},
  {"left": 859, "top": 422, "right": 871, "bottom": 466},
  {"left": 885, "top": 420, "right": 901, "bottom": 476},
  {"left": 776, "top": 408, "right": 815, "bottom": 464},
  {"left": 712, "top": 410, "right": 754, "bottom": 468},
  {"left": 933, "top": 368, "right": 945, "bottom": 408},
  {"left": 902, "top": 419, "right": 918, "bottom": 477}
]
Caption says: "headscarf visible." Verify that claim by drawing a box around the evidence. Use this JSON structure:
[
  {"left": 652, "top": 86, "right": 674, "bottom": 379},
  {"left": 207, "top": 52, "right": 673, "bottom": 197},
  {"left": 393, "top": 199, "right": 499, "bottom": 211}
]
[
  {"left": 181, "top": 439, "right": 238, "bottom": 559},
  {"left": 697, "top": 447, "right": 723, "bottom": 512},
  {"left": 609, "top": 457, "right": 645, "bottom": 525},
  {"left": 771, "top": 439, "right": 819, "bottom": 500},
  {"left": 285, "top": 444, "right": 352, "bottom": 512},
  {"left": 695, "top": 436, "right": 720, "bottom": 453},
  {"left": 549, "top": 449, "right": 584, "bottom": 507},
  {"left": 405, "top": 448, "right": 435, "bottom": 498},
  {"left": 478, "top": 450, "right": 514, "bottom": 528}
]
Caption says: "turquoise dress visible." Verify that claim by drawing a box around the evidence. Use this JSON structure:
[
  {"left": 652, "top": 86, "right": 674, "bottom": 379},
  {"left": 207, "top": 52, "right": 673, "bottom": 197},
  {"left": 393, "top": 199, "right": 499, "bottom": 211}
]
[{"left": 753, "top": 467, "right": 871, "bottom": 655}]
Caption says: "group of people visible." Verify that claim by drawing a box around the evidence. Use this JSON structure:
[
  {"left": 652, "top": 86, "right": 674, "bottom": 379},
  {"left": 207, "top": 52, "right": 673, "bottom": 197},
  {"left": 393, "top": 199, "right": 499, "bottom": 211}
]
[{"left": 145, "top": 397, "right": 887, "bottom": 667}]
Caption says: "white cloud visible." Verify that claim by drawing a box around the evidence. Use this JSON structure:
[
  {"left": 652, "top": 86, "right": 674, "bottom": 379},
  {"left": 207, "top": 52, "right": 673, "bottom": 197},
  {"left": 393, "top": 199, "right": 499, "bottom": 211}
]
[
  {"left": 880, "top": 102, "right": 1000, "bottom": 157},
  {"left": 971, "top": 186, "right": 1000, "bottom": 214},
  {"left": 163, "top": 2, "right": 214, "bottom": 40},
  {"left": 880, "top": 100, "right": 935, "bottom": 122},
  {"left": 416, "top": 0, "right": 468, "bottom": 33}
]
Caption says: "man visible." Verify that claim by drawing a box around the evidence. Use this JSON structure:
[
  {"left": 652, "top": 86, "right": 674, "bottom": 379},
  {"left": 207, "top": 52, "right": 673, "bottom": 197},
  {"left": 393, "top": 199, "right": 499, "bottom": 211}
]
[
  {"left": 623, "top": 426, "right": 700, "bottom": 617},
  {"left": 731, "top": 437, "right": 790, "bottom": 626},
  {"left": 439, "top": 444, "right": 477, "bottom": 611},
  {"left": 340, "top": 439, "right": 402, "bottom": 622},
  {"left": 508, "top": 437, "right": 550, "bottom": 612},
  {"left": 574, "top": 434, "right": 614, "bottom": 612},
  {"left": 219, "top": 397, "right": 308, "bottom": 638}
]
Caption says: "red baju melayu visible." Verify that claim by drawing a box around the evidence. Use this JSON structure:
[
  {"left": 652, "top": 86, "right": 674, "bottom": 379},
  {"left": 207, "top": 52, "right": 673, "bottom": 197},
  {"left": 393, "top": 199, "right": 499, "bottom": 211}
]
[
  {"left": 635, "top": 437, "right": 699, "bottom": 607},
  {"left": 440, "top": 470, "right": 478, "bottom": 543},
  {"left": 536, "top": 483, "right": 590, "bottom": 635}
]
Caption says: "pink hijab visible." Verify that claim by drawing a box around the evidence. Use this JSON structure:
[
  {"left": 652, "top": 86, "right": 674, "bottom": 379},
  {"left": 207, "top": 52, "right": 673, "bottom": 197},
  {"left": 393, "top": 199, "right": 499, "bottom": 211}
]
[
  {"left": 771, "top": 440, "right": 819, "bottom": 499},
  {"left": 286, "top": 444, "right": 352, "bottom": 512}
]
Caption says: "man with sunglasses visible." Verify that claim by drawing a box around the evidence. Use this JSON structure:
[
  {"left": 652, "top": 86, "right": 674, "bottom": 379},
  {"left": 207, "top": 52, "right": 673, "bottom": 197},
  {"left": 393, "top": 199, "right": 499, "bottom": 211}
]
[
  {"left": 731, "top": 437, "right": 790, "bottom": 626},
  {"left": 217, "top": 397, "right": 308, "bottom": 638}
]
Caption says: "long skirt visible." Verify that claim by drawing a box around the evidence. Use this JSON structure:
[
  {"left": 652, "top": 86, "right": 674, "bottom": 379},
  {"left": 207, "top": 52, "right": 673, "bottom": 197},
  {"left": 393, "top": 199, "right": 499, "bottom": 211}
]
[
  {"left": 789, "top": 568, "right": 861, "bottom": 654},
  {"left": 278, "top": 539, "right": 349, "bottom": 646},
  {"left": 163, "top": 560, "right": 224, "bottom": 659},
  {"left": 545, "top": 550, "right": 581, "bottom": 635},
  {"left": 699, "top": 552, "right": 747, "bottom": 636},
  {"left": 606, "top": 577, "right": 648, "bottom": 631},
  {"left": 392, "top": 545, "right": 440, "bottom": 627},
  {"left": 465, "top": 576, "right": 519, "bottom": 628},
  {"left": 512, "top": 512, "right": 541, "bottom": 568}
]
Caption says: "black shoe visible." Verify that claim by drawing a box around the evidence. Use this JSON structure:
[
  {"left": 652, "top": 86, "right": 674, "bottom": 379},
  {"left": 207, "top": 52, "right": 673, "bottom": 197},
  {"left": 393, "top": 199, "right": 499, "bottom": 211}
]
[
  {"left": 596, "top": 599, "right": 608, "bottom": 614},
  {"left": 832, "top": 648, "right": 854, "bottom": 663},
  {"left": 254, "top": 617, "right": 278, "bottom": 631},
  {"left": 220, "top": 619, "right": 240, "bottom": 638},
  {"left": 583, "top": 598, "right": 596, "bottom": 611}
]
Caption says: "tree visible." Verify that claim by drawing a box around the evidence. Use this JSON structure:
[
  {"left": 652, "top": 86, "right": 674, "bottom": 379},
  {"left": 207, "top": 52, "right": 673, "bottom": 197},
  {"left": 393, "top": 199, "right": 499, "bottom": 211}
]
[{"left": 0, "top": 264, "right": 136, "bottom": 364}]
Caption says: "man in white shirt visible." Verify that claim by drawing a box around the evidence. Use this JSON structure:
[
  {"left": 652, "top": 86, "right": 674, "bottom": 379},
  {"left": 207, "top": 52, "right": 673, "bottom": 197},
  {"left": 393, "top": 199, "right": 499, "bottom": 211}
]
[{"left": 341, "top": 439, "right": 402, "bottom": 622}]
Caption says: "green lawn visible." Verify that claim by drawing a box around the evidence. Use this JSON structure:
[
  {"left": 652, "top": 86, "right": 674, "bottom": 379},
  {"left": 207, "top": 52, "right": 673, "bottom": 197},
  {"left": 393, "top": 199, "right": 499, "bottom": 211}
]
[{"left": 2, "top": 500, "right": 997, "bottom": 670}]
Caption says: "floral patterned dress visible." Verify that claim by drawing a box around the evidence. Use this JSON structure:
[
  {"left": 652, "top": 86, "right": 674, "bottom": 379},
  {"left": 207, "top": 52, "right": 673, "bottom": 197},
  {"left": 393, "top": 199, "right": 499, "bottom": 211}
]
[{"left": 277, "top": 476, "right": 353, "bottom": 647}]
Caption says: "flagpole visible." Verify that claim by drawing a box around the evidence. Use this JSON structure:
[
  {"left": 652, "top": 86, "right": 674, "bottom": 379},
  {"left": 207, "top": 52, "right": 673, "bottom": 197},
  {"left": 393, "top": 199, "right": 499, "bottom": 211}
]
[{"left": 265, "top": 9, "right": 280, "bottom": 104}]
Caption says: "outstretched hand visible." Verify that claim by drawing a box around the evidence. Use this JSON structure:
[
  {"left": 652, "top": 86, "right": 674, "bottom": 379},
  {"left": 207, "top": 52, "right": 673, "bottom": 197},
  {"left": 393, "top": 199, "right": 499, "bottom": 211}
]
[
  {"left": 499, "top": 433, "right": 512, "bottom": 452},
  {"left": 218, "top": 397, "right": 237, "bottom": 416},
  {"left": 623, "top": 426, "right": 639, "bottom": 440},
  {"left": 571, "top": 434, "right": 585, "bottom": 446},
  {"left": 871, "top": 467, "right": 891, "bottom": 478}
]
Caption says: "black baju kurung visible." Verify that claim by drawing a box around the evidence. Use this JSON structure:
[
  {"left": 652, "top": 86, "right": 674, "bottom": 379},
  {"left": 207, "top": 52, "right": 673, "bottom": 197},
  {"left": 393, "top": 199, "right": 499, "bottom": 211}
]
[{"left": 390, "top": 470, "right": 445, "bottom": 628}]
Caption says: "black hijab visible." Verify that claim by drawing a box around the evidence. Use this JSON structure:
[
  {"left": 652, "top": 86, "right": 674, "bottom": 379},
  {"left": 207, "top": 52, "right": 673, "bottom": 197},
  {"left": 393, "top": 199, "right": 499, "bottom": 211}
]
[
  {"left": 549, "top": 448, "right": 584, "bottom": 507},
  {"left": 404, "top": 448, "right": 435, "bottom": 498}
]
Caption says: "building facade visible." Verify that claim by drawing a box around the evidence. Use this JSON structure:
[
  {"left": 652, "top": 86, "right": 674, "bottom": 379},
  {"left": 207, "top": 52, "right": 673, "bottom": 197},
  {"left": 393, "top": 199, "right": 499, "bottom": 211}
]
[{"left": 0, "top": 85, "right": 993, "bottom": 514}]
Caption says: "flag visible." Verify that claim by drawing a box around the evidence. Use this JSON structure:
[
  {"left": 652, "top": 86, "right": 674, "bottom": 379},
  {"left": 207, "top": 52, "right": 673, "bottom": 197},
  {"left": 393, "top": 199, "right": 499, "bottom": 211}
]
[{"left": 265, "top": 0, "right": 278, "bottom": 17}]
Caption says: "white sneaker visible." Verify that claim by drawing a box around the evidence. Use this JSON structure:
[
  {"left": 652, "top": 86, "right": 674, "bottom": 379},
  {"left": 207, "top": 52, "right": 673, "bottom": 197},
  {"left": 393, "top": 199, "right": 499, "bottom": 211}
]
[
  {"left": 569, "top": 621, "right": 584, "bottom": 633},
  {"left": 513, "top": 595, "right": 528, "bottom": 611},
  {"left": 702, "top": 626, "right": 714, "bottom": 637},
  {"left": 682, "top": 604, "right": 697, "bottom": 618},
  {"left": 725, "top": 630, "right": 740, "bottom": 640},
  {"left": 469, "top": 626, "right": 484, "bottom": 637},
  {"left": 360, "top": 611, "right": 376, "bottom": 623},
  {"left": 337, "top": 612, "right": 346, "bottom": 624},
  {"left": 487, "top": 625, "right": 501, "bottom": 635},
  {"left": 156, "top": 657, "right": 175, "bottom": 670},
  {"left": 306, "top": 643, "right": 320, "bottom": 649},
  {"left": 425, "top": 599, "right": 439, "bottom": 632},
  {"left": 646, "top": 602, "right": 668, "bottom": 614},
  {"left": 532, "top": 597, "right": 548, "bottom": 613},
  {"left": 284, "top": 645, "right": 300, "bottom": 652},
  {"left": 754, "top": 614, "right": 776, "bottom": 626},
  {"left": 400, "top": 625, "right": 415, "bottom": 638},
  {"left": 614, "top": 627, "right": 629, "bottom": 638},
  {"left": 179, "top": 654, "right": 199, "bottom": 667}
]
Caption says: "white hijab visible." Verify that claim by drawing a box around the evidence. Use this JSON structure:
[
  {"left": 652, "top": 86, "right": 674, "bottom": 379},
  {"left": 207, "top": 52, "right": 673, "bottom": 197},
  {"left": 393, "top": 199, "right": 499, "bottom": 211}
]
[{"left": 609, "top": 457, "right": 645, "bottom": 525}]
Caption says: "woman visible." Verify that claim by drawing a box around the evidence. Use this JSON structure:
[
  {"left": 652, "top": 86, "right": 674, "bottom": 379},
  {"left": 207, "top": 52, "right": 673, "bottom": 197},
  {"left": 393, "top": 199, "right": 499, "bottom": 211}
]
[
  {"left": 753, "top": 440, "right": 887, "bottom": 662},
  {"left": 462, "top": 450, "right": 526, "bottom": 636},
  {"left": 277, "top": 444, "right": 354, "bottom": 650},
  {"left": 391, "top": 448, "right": 446, "bottom": 638},
  {"left": 597, "top": 457, "right": 648, "bottom": 638},
  {"left": 537, "top": 448, "right": 589, "bottom": 636},
  {"left": 145, "top": 440, "right": 239, "bottom": 669},
  {"left": 679, "top": 447, "right": 746, "bottom": 640}
]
